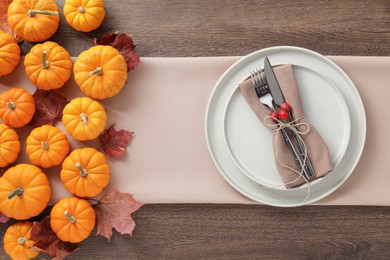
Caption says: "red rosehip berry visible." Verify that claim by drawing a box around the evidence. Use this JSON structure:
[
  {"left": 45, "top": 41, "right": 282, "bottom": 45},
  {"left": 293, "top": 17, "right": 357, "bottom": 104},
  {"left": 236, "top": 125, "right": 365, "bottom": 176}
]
[
  {"left": 279, "top": 109, "right": 289, "bottom": 120},
  {"left": 281, "top": 102, "right": 292, "bottom": 112},
  {"left": 269, "top": 111, "right": 279, "bottom": 120}
]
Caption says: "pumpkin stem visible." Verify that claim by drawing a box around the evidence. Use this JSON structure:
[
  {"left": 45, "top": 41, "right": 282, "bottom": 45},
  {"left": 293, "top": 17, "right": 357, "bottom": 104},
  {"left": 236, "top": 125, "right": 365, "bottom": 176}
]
[
  {"left": 75, "top": 162, "right": 88, "bottom": 177},
  {"left": 28, "top": 9, "right": 59, "bottom": 17},
  {"left": 64, "top": 210, "right": 76, "bottom": 224},
  {"left": 89, "top": 67, "right": 103, "bottom": 76},
  {"left": 17, "top": 236, "right": 27, "bottom": 245},
  {"left": 41, "top": 141, "right": 49, "bottom": 150},
  {"left": 6, "top": 101, "right": 16, "bottom": 110},
  {"left": 80, "top": 112, "right": 88, "bottom": 126},
  {"left": 41, "top": 50, "right": 50, "bottom": 69},
  {"left": 7, "top": 187, "right": 24, "bottom": 200},
  {"left": 78, "top": 6, "right": 86, "bottom": 13}
]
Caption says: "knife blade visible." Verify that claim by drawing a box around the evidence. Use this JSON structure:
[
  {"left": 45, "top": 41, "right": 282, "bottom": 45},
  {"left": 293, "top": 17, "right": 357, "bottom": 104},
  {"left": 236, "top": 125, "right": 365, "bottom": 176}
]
[
  {"left": 264, "top": 57, "right": 315, "bottom": 179},
  {"left": 264, "top": 57, "right": 285, "bottom": 107}
]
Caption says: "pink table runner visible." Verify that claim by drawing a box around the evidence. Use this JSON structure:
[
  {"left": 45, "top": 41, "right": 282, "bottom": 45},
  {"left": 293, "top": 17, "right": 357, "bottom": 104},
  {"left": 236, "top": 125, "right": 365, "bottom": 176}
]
[{"left": 0, "top": 56, "right": 389, "bottom": 206}]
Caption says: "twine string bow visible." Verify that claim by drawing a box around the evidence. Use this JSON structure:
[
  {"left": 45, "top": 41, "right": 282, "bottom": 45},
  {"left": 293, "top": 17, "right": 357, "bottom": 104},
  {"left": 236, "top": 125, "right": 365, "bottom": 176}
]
[{"left": 264, "top": 115, "right": 312, "bottom": 202}]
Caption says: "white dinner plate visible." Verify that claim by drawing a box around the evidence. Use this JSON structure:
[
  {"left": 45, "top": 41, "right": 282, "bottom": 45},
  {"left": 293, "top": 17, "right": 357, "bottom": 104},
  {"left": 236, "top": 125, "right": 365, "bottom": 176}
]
[
  {"left": 205, "top": 46, "right": 366, "bottom": 207},
  {"left": 223, "top": 64, "right": 350, "bottom": 189}
]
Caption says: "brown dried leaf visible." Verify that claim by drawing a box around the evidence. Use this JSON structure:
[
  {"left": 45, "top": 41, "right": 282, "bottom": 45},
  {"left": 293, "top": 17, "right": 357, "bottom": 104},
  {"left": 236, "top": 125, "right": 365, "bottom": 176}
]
[
  {"left": 94, "top": 32, "right": 140, "bottom": 71},
  {"left": 100, "top": 124, "right": 134, "bottom": 159},
  {"left": 30, "top": 216, "right": 78, "bottom": 259},
  {"left": 94, "top": 187, "right": 143, "bottom": 240},
  {"left": 30, "top": 89, "right": 69, "bottom": 127}
]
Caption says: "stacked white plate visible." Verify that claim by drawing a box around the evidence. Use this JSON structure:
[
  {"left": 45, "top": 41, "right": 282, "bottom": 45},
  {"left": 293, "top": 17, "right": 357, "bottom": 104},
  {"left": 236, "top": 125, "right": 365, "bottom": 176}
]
[{"left": 205, "top": 46, "right": 366, "bottom": 207}]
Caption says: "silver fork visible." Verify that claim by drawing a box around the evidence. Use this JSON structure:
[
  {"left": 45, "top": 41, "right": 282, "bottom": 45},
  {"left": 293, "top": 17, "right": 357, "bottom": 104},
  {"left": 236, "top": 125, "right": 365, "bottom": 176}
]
[{"left": 251, "top": 68, "right": 310, "bottom": 180}]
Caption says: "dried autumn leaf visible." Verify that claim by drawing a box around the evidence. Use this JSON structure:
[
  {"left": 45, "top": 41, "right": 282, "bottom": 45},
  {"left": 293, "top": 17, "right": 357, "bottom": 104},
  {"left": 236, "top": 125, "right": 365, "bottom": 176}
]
[
  {"left": 0, "top": 0, "right": 23, "bottom": 42},
  {"left": 30, "top": 89, "right": 69, "bottom": 127},
  {"left": 94, "top": 31, "right": 140, "bottom": 71},
  {"left": 100, "top": 124, "right": 134, "bottom": 158},
  {"left": 94, "top": 187, "right": 143, "bottom": 240},
  {"left": 30, "top": 216, "right": 78, "bottom": 259},
  {"left": 0, "top": 211, "right": 9, "bottom": 223}
]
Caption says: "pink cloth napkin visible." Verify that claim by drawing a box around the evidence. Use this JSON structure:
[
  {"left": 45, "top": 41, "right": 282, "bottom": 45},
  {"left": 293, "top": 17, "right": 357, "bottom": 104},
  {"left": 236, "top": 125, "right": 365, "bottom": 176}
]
[
  {"left": 0, "top": 56, "right": 389, "bottom": 206},
  {"left": 239, "top": 64, "right": 333, "bottom": 188}
]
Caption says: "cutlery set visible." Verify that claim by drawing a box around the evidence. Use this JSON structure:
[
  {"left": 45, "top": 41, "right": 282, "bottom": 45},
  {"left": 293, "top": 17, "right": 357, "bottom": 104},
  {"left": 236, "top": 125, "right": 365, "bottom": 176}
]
[{"left": 251, "top": 57, "right": 315, "bottom": 180}]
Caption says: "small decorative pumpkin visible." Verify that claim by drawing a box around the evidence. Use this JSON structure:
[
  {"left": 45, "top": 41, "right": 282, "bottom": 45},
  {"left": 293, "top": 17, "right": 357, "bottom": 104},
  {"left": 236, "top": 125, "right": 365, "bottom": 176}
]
[
  {"left": 7, "top": 0, "right": 60, "bottom": 42},
  {"left": 24, "top": 41, "right": 72, "bottom": 90},
  {"left": 0, "top": 124, "right": 21, "bottom": 167},
  {"left": 0, "top": 164, "right": 51, "bottom": 220},
  {"left": 62, "top": 97, "right": 107, "bottom": 141},
  {"left": 26, "top": 125, "right": 70, "bottom": 168},
  {"left": 64, "top": 0, "right": 105, "bottom": 32},
  {"left": 74, "top": 45, "right": 128, "bottom": 99},
  {"left": 50, "top": 197, "right": 96, "bottom": 243},
  {"left": 0, "top": 31, "right": 21, "bottom": 77},
  {"left": 0, "top": 88, "right": 36, "bottom": 128},
  {"left": 61, "top": 147, "right": 110, "bottom": 197},
  {"left": 3, "top": 221, "right": 40, "bottom": 260}
]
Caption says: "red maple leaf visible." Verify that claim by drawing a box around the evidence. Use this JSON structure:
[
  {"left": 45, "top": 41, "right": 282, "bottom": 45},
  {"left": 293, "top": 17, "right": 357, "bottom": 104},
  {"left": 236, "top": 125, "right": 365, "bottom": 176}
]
[
  {"left": 94, "top": 31, "right": 140, "bottom": 71},
  {"left": 94, "top": 187, "right": 143, "bottom": 240},
  {"left": 30, "top": 89, "right": 69, "bottom": 127},
  {"left": 30, "top": 216, "right": 78, "bottom": 260},
  {"left": 100, "top": 124, "right": 134, "bottom": 159},
  {"left": 0, "top": 211, "right": 9, "bottom": 223}
]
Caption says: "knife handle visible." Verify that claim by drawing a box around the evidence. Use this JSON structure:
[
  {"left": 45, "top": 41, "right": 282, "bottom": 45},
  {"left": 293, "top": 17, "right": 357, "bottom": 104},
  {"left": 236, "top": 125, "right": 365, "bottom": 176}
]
[
  {"left": 293, "top": 132, "right": 315, "bottom": 178},
  {"left": 279, "top": 128, "right": 310, "bottom": 180}
]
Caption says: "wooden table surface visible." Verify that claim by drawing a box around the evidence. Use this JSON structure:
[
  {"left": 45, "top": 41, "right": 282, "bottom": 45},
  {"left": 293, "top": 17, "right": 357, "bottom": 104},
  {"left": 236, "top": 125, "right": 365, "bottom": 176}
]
[{"left": 1, "top": 0, "right": 390, "bottom": 259}]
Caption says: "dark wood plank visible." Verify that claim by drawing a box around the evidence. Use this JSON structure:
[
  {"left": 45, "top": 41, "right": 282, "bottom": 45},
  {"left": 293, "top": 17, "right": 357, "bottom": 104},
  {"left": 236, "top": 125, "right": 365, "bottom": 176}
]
[
  {"left": 20, "top": 0, "right": 390, "bottom": 57},
  {"left": 1, "top": 0, "right": 390, "bottom": 259}
]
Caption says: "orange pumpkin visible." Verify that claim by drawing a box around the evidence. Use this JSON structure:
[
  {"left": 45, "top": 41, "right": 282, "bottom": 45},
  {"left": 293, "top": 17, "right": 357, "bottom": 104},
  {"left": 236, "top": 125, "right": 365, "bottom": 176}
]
[
  {"left": 0, "top": 31, "right": 21, "bottom": 77},
  {"left": 0, "top": 164, "right": 51, "bottom": 220},
  {"left": 50, "top": 197, "right": 96, "bottom": 243},
  {"left": 0, "top": 88, "right": 36, "bottom": 128},
  {"left": 64, "top": 0, "right": 105, "bottom": 32},
  {"left": 26, "top": 125, "right": 70, "bottom": 168},
  {"left": 0, "top": 124, "right": 21, "bottom": 167},
  {"left": 7, "top": 0, "right": 60, "bottom": 43},
  {"left": 73, "top": 45, "right": 128, "bottom": 99},
  {"left": 3, "top": 222, "right": 40, "bottom": 260},
  {"left": 62, "top": 97, "right": 107, "bottom": 141},
  {"left": 61, "top": 147, "right": 110, "bottom": 197},
  {"left": 25, "top": 41, "right": 72, "bottom": 90}
]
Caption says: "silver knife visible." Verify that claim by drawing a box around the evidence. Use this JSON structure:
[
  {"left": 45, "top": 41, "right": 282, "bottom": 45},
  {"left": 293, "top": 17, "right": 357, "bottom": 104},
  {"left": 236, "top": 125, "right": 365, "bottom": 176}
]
[{"left": 264, "top": 57, "right": 315, "bottom": 179}]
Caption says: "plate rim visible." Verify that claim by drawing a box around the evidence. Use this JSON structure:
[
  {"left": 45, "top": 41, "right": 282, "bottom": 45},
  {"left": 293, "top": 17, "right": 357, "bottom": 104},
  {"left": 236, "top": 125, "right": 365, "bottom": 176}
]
[{"left": 204, "top": 45, "right": 367, "bottom": 207}]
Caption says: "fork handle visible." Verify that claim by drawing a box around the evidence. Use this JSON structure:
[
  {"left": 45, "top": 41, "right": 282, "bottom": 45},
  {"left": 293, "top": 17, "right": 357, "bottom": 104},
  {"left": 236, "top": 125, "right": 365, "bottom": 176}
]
[
  {"left": 280, "top": 128, "right": 310, "bottom": 180},
  {"left": 293, "top": 132, "right": 315, "bottom": 178}
]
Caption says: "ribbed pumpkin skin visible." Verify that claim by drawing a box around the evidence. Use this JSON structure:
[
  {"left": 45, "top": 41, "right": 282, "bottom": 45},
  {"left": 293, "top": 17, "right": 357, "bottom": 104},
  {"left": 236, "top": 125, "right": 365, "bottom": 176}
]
[
  {"left": 3, "top": 222, "right": 39, "bottom": 260},
  {"left": 50, "top": 197, "right": 96, "bottom": 243},
  {"left": 24, "top": 41, "right": 72, "bottom": 90},
  {"left": 0, "top": 164, "right": 51, "bottom": 220},
  {"left": 62, "top": 97, "right": 107, "bottom": 141},
  {"left": 64, "top": 0, "right": 105, "bottom": 32},
  {"left": 61, "top": 147, "right": 110, "bottom": 197},
  {"left": 26, "top": 125, "right": 70, "bottom": 168},
  {"left": 0, "top": 31, "right": 21, "bottom": 77},
  {"left": 0, "top": 88, "right": 36, "bottom": 128},
  {"left": 7, "top": 0, "right": 60, "bottom": 42},
  {"left": 0, "top": 124, "right": 21, "bottom": 167},
  {"left": 73, "top": 45, "right": 128, "bottom": 99}
]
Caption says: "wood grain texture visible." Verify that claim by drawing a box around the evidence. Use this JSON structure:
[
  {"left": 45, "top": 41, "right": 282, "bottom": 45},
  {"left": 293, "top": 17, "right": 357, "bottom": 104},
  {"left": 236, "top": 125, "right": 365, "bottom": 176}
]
[{"left": 2, "top": 0, "right": 390, "bottom": 259}]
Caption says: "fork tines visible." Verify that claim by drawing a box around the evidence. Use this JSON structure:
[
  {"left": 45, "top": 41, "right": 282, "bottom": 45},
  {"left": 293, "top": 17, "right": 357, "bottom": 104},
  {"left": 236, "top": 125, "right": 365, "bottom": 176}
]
[{"left": 250, "top": 69, "right": 269, "bottom": 98}]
